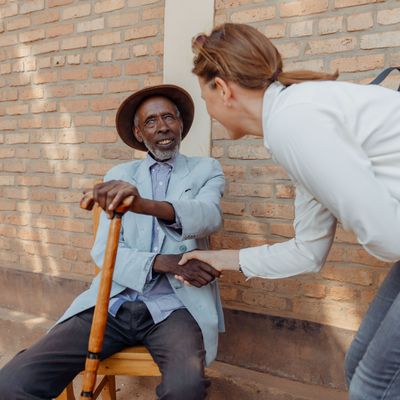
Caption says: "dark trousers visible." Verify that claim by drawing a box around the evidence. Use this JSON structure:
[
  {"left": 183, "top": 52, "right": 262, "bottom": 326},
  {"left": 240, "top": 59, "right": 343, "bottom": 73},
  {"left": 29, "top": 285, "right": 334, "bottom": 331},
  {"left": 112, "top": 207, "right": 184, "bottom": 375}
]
[{"left": 0, "top": 302, "right": 208, "bottom": 400}]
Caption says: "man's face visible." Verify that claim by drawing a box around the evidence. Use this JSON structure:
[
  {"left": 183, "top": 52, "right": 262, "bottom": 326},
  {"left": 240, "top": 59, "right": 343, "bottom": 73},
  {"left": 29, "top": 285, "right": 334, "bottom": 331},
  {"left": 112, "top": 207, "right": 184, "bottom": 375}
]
[{"left": 134, "top": 96, "right": 183, "bottom": 161}]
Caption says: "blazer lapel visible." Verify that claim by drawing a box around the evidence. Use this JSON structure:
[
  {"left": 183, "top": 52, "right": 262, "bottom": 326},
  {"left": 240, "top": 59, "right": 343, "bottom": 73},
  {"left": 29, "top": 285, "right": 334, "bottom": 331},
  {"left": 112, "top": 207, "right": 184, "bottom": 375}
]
[{"left": 132, "top": 160, "right": 153, "bottom": 251}]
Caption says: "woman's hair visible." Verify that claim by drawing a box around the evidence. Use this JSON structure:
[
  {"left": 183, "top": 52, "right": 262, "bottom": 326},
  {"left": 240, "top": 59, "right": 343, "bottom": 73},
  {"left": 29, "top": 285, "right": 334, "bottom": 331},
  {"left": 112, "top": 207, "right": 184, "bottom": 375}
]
[{"left": 192, "top": 23, "right": 338, "bottom": 89}]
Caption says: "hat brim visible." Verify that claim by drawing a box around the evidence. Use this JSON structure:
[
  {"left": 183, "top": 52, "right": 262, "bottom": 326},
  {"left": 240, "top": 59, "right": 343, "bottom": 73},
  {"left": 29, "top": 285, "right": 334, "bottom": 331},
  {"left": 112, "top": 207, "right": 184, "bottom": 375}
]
[{"left": 115, "top": 84, "right": 195, "bottom": 151}]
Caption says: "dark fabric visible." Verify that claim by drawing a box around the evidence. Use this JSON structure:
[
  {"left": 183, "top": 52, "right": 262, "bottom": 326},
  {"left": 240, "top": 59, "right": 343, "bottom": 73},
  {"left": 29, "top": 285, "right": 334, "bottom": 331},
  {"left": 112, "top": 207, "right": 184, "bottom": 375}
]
[{"left": 0, "top": 302, "right": 207, "bottom": 400}]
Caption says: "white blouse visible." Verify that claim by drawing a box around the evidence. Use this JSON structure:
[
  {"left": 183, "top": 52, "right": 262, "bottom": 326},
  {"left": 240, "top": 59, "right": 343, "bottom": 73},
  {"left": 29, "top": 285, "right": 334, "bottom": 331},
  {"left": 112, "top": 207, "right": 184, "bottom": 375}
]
[{"left": 239, "top": 80, "right": 400, "bottom": 279}]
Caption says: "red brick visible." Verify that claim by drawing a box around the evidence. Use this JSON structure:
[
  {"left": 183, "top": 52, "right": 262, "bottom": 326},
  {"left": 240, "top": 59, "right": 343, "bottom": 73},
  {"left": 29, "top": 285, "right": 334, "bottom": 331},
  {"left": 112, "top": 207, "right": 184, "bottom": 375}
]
[
  {"left": 231, "top": 6, "right": 275, "bottom": 23},
  {"left": 0, "top": 199, "right": 16, "bottom": 210},
  {"left": 30, "top": 132, "right": 57, "bottom": 143},
  {"left": 322, "top": 263, "right": 374, "bottom": 286},
  {"left": 377, "top": 8, "right": 400, "bottom": 25},
  {"left": 125, "top": 60, "right": 157, "bottom": 75},
  {"left": 124, "top": 25, "right": 158, "bottom": 41},
  {"left": 59, "top": 99, "right": 89, "bottom": 113},
  {"left": 280, "top": 0, "right": 328, "bottom": 17},
  {"left": 31, "top": 101, "right": 57, "bottom": 114},
  {"left": 5, "top": 133, "right": 29, "bottom": 144},
  {"left": 32, "top": 9, "right": 59, "bottom": 24},
  {"left": 142, "top": 7, "right": 164, "bottom": 20},
  {"left": 32, "top": 40, "right": 59, "bottom": 55},
  {"left": 250, "top": 203, "right": 294, "bottom": 219},
  {"left": 270, "top": 223, "right": 294, "bottom": 238},
  {"left": 43, "top": 176, "right": 70, "bottom": 188},
  {"left": 222, "top": 165, "right": 246, "bottom": 180},
  {"left": 42, "top": 204, "right": 71, "bottom": 217},
  {"left": 19, "top": 29, "right": 45, "bottom": 43},
  {"left": 360, "top": 31, "right": 400, "bottom": 49},
  {"left": 90, "top": 98, "right": 120, "bottom": 112},
  {"left": 3, "top": 187, "right": 29, "bottom": 200},
  {"left": 77, "top": 18, "right": 104, "bottom": 32},
  {"left": 15, "top": 148, "right": 41, "bottom": 158},
  {"left": 42, "top": 115, "right": 71, "bottom": 129},
  {"left": 48, "top": 0, "right": 73, "bottom": 7},
  {"left": 229, "top": 182, "right": 273, "bottom": 198},
  {"left": 347, "top": 12, "right": 373, "bottom": 31},
  {"left": 56, "top": 161, "right": 85, "bottom": 174},
  {"left": 6, "top": 17, "right": 31, "bottom": 31},
  {"left": 0, "top": 176, "right": 14, "bottom": 185},
  {"left": 228, "top": 144, "right": 271, "bottom": 160},
  {"left": 61, "top": 37, "right": 88, "bottom": 50},
  {"left": 41, "top": 147, "right": 69, "bottom": 160},
  {"left": 0, "top": 148, "right": 15, "bottom": 158},
  {"left": 0, "top": 119, "right": 17, "bottom": 131},
  {"left": 335, "top": 0, "right": 384, "bottom": 8},
  {"left": 93, "top": 65, "right": 121, "bottom": 78},
  {"left": 3, "top": 160, "right": 26, "bottom": 172},
  {"left": 221, "top": 200, "right": 245, "bottom": 216},
  {"left": 224, "top": 219, "right": 269, "bottom": 235},
  {"left": 45, "top": 85, "right": 75, "bottom": 98},
  {"left": 16, "top": 176, "right": 42, "bottom": 186},
  {"left": 73, "top": 115, "right": 102, "bottom": 126},
  {"left": 60, "top": 68, "right": 89, "bottom": 81},
  {"left": 108, "top": 79, "right": 139, "bottom": 93},
  {"left": 62, "top": 4, "right": 91, "bottom": 20},
  {"left": 76, "top": 82, "right": 104, "bottom": 95},
  {"left": 107, "top": 12, "right": 139, "bottom": 28},
  {"left": 86, "top": 130, "right": 118, "bottom": 143},
  {"left": 47, "top": 23, "right": 74, "bottom": 38},
  {"left": 250, "top": 165, "right": 288, "bottom": 181},
  {"left": 94, "top": 0, "right": 125, "bottom": 13},
  {"left": 275, "top": 183, "right": 295, "bottom": 199},
  {"left": 264, "top": 24, "right": 286, "bottom": 39},
  {"left": 306, "top": 37, "right": 356, "bottom": 55},
  {"left": 32, "top": 71, "right": 58, "bottom": 84},
  {"left": 92, "top": 31, "right": 121, "bottom": 47},
  {"left": 20, "top": 0, "right": 44, "bottom": 14}
]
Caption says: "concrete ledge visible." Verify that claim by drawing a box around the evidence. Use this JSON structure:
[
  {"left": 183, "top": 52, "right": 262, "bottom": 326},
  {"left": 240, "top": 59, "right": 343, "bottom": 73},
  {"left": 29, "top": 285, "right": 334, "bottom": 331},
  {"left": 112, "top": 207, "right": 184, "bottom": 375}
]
[{"left": 218, "top": 308, "right": 354, "bottom": 390}]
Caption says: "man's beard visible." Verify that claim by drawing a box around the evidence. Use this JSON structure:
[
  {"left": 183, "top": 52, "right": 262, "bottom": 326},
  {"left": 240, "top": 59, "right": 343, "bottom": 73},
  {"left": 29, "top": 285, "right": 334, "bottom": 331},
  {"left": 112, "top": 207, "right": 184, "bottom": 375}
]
[{"left": 142, "top": 135, "right": 181, "bottom": 161}]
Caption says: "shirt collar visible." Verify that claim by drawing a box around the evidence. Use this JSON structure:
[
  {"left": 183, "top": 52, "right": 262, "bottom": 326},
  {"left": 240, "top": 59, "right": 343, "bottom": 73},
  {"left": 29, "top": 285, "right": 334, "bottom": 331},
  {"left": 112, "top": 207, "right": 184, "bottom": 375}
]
[
  {"left": 262, "top": 81, "right": 286, "bottom": 149},
  {"left": 144, "top": 152, "right": 178, "bottom": 170}
]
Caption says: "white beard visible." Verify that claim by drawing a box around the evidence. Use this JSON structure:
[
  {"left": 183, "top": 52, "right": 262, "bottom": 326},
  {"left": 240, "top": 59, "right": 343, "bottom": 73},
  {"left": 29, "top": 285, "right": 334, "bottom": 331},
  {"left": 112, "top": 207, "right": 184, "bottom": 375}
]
[{"left": 142, "top": 135, "right": 181, "bottom": 161}]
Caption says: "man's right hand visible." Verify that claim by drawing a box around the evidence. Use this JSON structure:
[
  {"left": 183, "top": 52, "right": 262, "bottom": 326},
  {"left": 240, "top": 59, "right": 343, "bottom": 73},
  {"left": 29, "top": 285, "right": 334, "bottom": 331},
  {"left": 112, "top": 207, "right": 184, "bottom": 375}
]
[{"left": 153, "top": 254, "right": 221, "bottom": 288}]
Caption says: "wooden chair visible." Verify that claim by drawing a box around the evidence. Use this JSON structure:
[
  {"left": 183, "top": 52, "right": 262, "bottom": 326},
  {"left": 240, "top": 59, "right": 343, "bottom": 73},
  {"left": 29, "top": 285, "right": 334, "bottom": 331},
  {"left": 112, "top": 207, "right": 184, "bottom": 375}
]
[{"left": 56, "top": 204, "right": 161, "bottom": 400}]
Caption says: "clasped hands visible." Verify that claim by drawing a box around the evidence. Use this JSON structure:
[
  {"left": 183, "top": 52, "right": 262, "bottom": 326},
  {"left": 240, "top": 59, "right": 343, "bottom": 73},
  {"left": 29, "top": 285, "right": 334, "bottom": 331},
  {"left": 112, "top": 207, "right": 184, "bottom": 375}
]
[{"left": 81, "top": 180, "right": 223, "bottom": 288}]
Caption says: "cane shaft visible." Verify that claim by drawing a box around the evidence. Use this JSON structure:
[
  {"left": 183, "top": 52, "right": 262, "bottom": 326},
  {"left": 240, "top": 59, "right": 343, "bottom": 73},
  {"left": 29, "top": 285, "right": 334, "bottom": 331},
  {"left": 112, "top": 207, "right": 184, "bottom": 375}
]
[{"left": 80, "top": 214, "right": 122, "bottom": 400}]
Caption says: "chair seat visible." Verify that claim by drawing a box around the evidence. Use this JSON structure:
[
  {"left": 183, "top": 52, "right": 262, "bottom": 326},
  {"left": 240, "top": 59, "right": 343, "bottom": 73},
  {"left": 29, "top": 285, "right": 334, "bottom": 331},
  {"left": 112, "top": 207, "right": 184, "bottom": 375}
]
[{"left": 97, "top": 346, "right": 160, "bottom": 376}]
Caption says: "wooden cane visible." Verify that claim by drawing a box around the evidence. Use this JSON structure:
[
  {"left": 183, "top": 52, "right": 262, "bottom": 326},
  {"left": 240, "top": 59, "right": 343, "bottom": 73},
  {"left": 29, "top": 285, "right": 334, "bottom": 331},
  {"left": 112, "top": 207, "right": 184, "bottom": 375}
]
[{"left": 79, "top": 192, "right": 133, "bottom": 400}]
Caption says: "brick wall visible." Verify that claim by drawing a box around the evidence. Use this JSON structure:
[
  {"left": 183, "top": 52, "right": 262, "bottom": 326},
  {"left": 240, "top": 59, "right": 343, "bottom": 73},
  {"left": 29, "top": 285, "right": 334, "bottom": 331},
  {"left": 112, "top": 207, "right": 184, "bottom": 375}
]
[
  {"left": 212, "top": 0, "right": 399, "bottom": 331},
  {"left": 1, "top": 0, "right": 399, "bottom": 331}
]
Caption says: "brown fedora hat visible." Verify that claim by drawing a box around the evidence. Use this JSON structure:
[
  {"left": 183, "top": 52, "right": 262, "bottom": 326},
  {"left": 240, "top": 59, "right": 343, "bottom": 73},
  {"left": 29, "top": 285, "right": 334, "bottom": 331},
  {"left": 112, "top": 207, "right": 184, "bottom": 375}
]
[{"left": 115, "top": 84, "right": 195, "bottom": 151}]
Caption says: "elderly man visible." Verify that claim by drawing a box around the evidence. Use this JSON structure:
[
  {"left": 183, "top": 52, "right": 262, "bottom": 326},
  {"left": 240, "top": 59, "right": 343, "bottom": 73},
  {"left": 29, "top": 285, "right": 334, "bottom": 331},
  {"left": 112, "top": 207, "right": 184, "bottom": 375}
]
[{"left": 0, "top": 85, "right": 225, "bottom": 400}]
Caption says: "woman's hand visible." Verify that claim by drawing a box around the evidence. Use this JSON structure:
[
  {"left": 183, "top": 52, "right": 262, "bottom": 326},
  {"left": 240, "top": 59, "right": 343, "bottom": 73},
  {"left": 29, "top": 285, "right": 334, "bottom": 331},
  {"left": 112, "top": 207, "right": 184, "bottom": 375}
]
[{"left": 178, "top": 249, "right": 241, "bottom": 272}]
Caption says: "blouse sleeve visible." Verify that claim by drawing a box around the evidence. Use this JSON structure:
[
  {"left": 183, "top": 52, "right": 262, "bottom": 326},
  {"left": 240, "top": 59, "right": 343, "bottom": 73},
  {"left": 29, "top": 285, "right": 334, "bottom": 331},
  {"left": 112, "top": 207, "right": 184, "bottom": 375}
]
[{"left": 239, "top": 182, "right": 337, "bottom": 279}]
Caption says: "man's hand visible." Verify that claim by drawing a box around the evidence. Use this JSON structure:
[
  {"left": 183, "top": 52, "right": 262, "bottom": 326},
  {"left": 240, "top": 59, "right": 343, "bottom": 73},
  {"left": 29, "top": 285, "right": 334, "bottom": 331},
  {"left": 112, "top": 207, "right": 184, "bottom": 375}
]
[
  {"left": 153, "top": 254, "right": 221, "bottom": 288},
  {"left": 81, "top": 181, "right": 176, "bottom": 221}
]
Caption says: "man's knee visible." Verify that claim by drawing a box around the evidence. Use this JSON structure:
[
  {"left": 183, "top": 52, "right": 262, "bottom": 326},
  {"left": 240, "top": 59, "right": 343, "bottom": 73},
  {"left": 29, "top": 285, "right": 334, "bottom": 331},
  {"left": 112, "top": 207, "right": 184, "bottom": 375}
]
[
  {"left": 159, "top": 359, "right": 208, "bottom": 400},
  {"left": 0, "top": 363, "right": 24, "bottom": 400}
]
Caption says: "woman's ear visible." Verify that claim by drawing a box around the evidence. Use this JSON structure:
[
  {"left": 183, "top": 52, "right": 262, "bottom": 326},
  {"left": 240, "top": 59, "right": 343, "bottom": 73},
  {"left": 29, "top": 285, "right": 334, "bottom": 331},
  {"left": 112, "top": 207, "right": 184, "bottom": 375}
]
[{"left": 214, "top": 77, "right": 233, "bottom": 106}]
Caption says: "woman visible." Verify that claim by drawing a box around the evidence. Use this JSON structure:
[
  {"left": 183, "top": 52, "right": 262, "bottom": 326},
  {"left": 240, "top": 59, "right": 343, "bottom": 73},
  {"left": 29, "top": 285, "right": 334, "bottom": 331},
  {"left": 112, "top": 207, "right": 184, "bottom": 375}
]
[{"left": 179, "top": 23, "right": 400, "bottom": 400}]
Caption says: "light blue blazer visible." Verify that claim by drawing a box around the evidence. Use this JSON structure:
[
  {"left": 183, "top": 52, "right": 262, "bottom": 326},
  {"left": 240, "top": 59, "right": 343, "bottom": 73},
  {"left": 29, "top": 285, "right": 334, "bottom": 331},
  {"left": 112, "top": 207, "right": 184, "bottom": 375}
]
[{"left": 56, "top": 154, "right": 225, "bottom": 365}]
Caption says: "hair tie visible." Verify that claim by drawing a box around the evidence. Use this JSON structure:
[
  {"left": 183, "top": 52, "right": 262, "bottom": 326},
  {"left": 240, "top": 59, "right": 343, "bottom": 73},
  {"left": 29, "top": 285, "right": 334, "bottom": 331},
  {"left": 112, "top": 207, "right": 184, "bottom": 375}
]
[{"left": 271, "top": 69, "right": 282, "bottom": 81}]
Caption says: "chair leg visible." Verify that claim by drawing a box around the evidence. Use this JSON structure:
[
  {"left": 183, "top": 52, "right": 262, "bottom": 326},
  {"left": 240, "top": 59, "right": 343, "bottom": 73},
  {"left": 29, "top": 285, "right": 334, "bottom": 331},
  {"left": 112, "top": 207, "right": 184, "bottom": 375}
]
[
  {"left": 56, "top": 383, "right": 76, "bottom": 400},
  {"left": 101, "top": 375, "right": 117, "bottom": 400}
]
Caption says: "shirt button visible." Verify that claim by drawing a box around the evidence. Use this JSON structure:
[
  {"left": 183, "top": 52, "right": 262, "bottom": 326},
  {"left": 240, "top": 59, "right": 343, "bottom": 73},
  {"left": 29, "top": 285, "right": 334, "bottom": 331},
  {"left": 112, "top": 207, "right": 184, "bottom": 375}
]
[
  {"left": 179, "top": 245, "right": 187, "bottom": 252},
  {"left": 159, "top": 182, "right": 163, "bottom": 186}
]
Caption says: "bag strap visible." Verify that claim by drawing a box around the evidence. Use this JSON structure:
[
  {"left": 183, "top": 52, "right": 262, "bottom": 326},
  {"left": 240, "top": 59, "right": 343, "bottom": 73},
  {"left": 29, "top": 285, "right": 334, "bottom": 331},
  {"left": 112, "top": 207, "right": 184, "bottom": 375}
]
[{"left": 369, "top": 67, "right": 400, "bottom": 91}]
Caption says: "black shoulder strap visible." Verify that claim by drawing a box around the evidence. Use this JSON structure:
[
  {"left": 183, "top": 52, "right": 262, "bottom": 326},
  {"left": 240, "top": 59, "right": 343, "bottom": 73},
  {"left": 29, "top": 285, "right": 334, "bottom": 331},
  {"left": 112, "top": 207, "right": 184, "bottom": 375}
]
[{"left": 369, "top": 67, "right": 400, "bottom": 91}]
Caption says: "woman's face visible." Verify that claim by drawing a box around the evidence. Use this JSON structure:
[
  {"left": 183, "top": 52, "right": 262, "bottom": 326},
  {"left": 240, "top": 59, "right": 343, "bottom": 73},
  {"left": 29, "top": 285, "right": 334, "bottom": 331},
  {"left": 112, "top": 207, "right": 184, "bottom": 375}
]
[{"left": 198, "top": 77, "right": 246, "bottom": 140}]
